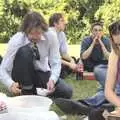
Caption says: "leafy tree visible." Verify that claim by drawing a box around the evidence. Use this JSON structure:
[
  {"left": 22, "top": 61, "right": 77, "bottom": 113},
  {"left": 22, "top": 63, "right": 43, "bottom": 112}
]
[
  {"left": 0, "top": 0, "right": 119, "bottom": 44},
  {"left": 95, "top": 0, "right": 120, "bottom": 33},
  {"left": 0, "top": 0, "right": 29, "bottom": 42},
  {"left": 0, "top": 0, "right": 70, "bottom": 43}
]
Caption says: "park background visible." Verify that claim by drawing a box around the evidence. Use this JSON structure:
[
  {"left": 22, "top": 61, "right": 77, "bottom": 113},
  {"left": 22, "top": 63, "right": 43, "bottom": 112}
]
[{"left": 0, "top": 0, "right": 120, "bottom": 119}]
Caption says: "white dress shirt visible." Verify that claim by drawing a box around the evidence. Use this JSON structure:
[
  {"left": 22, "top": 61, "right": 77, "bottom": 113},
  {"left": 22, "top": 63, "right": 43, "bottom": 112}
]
[
  {"left": 0, "top": 30, "right": 61, "bottom": 88},
  {"left": 49, "top": 27, "right": 68, "bottom": 56}
]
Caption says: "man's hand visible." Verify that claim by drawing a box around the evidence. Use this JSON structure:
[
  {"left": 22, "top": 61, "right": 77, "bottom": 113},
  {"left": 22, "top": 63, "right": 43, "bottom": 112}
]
[
  {"left": 69, "top": 63, "right": 77, "bottom": 70},
  {"left": 110, "top": 107, "right": 120, "bottom": 116},
  {"left": 47, "top": 80, "right": 55, "bottom": 94},
  {"left": 98, "top": 31, "right": 103, "bottom": 40},
  {"left": 98, "top": 38, "right": 104, "bottom": 48},
  {"left": 92, "top": 35, "right": 99, "bottom": 45},
  {"left": 9, "top": 82, "right": 21, "bottom": 95}
]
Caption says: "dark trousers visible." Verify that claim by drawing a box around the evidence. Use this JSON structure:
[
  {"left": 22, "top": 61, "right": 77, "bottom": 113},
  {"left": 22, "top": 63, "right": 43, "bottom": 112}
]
[
  {"left": 82, "top": 59, "right": 108, "bottom": 72},
  {"left": 12, "top": 45, "right": 72, "bottom": 98}
]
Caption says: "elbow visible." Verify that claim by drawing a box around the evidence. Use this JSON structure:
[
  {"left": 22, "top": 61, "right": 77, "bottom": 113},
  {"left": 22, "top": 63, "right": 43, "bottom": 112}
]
[
  {"left": 81, "top": 54, "right": 87, "bottom": 60},
  {"left": 80, "top": 52, "right": 89, "bottom": 60}
]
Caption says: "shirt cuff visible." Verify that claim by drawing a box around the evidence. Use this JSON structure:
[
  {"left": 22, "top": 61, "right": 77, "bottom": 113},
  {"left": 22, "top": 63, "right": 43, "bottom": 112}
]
[
  {"left": 49, "top": 75, "right": 58, "bottom": 83},
  {"left": 4, "top": 79, "right": 14, "bottom": 89}
]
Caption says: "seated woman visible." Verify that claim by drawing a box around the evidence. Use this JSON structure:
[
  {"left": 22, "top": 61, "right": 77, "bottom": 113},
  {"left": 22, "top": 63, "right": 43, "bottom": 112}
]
[{"left": 105, "top": 20, "right": 120, "bottom": 116}]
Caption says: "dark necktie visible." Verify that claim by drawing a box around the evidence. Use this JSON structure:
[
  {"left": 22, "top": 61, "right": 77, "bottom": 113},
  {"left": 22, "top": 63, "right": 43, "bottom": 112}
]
[{"left": 32, "top": 42, "right": 40, "bottom": 60}]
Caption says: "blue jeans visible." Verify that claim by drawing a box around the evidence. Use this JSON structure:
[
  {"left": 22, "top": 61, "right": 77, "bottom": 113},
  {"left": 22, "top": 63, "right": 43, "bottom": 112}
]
[{"left": 83, "top": 64, "right": 120, "bottom": 108}]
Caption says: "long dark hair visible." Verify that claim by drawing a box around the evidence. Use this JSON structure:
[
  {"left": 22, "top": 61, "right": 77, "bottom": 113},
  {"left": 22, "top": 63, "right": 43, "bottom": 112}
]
[
  {"left": 49, "top": 13, "right": 63, "bottom": 27},
  {"left": 19, "top": 11, "right": 48, "bottom": 34},
  {"left": 109, "top": 20, "right": 120, "bottom": 56}
]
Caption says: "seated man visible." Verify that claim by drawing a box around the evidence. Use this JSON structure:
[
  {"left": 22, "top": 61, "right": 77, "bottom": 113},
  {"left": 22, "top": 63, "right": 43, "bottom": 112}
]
[
  {"left": 80, "top": 22, "right": 111, "bottom": 72},
  {"left": 0, "top": 11, "right": 72, "bottom": 99},
  {"left": 49, "top": 13, "right": 77, "bottom": 79}
]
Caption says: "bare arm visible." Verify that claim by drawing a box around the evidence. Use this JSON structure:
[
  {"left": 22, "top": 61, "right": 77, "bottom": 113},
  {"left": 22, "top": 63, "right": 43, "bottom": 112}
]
[
  {"left": 81, "top": 38, "right": 96, "bottom": 60},
  {"left": 105, "top": 50, "right": 120, "bottom": 107},
  {"left": 61, "top": 53, "right": 72, "bottom": 62},
  {"left": 61, "top": 53, "right": 76, "bottom": 70},
  {"left": 98, "top": 39, "right": 110, "bottom": 59}
]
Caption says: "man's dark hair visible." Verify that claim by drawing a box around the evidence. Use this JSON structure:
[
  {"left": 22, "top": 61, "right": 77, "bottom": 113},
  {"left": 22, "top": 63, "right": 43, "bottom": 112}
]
[
  {"left": 49, "top": 13, "right": 63, "bottom": 27},
  {"left": 19, "top": 11, "right": 48, "bottom": 34},
  {"left": 91, "top": 22, "right": 103, "bottom": 30}
]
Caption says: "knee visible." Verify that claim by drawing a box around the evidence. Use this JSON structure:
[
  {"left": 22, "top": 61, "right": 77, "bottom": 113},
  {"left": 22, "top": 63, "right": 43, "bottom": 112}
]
[
  {"left": 55, "top": 79, "right": 73, "bottom": 99},
  {"left": 94, "top": 65, "right": 102, "bottom": 78},
  {"left": 94, "top": 65, "right": 107, "bottom": 78},
  {"left": 16, "top": 45, "right": 33, "bottom": 59}
]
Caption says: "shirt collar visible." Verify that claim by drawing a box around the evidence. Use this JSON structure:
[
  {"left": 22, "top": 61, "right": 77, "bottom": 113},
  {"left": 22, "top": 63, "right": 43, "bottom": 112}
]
[
  {"left": 49, "top": 27, "right": 57, "bottom": 32},
  {"left": 41, "top": 35, "right": 46, "bottom": 41},
  {"left": 24, "top": 34, "right": 46, "bottom": 44}
]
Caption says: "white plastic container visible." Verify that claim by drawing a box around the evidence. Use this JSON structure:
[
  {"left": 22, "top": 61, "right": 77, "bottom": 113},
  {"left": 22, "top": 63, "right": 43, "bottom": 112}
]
[
  {"left": 7, "top": 95, "right": 53, "bottom": 112},
  {"left": 0, "top": 95, "right": 60, "bottom": 120},
  {"left": 0, "top": 111, "right": 60, "bottom": 120}
]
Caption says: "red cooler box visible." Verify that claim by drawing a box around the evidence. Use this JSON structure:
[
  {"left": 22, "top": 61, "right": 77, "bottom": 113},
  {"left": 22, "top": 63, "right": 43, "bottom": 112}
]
[{"left": 83, "top": 72, "right": 95, "bottom": 80}]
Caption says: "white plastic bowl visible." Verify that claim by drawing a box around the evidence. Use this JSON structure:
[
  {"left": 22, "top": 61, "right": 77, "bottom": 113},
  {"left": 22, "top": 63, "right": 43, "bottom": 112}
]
[
  {"left": 7, "top": 95, "right": 53, "bottom": 112},
  {"left": 0, "top": 111, "right": 60, "bottom": 120},
  {"left": 36, "top": 88, "right": 50, "bottom": 96}
]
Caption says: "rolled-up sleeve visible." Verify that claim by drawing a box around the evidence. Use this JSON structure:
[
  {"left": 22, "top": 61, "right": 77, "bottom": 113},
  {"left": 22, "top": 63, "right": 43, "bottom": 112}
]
[{"left": 48, "top": 31, "right": 61, "bottom": 83}]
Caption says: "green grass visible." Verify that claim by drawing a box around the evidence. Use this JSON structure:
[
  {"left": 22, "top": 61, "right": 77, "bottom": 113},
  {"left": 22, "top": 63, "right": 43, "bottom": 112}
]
[{"left": 0, "top": 44, "right": 98, "bottom": 119}]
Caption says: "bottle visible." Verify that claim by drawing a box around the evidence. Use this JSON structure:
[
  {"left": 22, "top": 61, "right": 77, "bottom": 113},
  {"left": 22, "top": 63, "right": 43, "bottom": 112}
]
[{"left": 76, "top": 59, "right": 84, "bottom": 80}]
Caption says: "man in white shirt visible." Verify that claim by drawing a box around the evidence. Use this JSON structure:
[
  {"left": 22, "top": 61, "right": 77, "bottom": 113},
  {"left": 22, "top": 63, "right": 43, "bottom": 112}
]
[
  {"left": 49, "top": 13, "right": 77, "bottom": 79},
  {"left": 0, "top": 11, "right": 72, "bottom": 98}
]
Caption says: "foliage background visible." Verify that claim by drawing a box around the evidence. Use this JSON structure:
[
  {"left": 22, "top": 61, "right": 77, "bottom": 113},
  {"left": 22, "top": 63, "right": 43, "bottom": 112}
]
[{"left": 0, "top": 0, "right": 120, "bottom": 44}]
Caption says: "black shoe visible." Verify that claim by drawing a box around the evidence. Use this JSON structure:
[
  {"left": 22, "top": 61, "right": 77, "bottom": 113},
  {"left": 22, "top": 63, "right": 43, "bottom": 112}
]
[
  {"left": 54, "top": 98, "right": 90, "bottom": 115},
  {"left": 21, "top": 85, "right": 37, "bottom": 95},
  {"left": 101, "top": 103, "right": 114, "bottom": 112}
]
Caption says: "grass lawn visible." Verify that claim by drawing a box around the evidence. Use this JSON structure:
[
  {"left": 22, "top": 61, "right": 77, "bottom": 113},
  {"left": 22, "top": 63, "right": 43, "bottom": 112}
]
[{"left": 0, "top": 44, "right": 98, "bottom": 119}]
